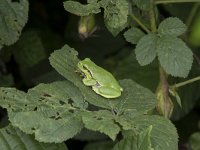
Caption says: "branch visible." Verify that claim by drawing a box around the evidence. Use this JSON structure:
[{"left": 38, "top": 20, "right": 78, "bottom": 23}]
[
  {"left": 129, "top": 13, "right": 151, "bottom": 33},
  {"left": 171, "top": 76, "right": 200, "bottom": 88},
  {"left": 155, "top": 0, "right": 200, "bottom": 4}
]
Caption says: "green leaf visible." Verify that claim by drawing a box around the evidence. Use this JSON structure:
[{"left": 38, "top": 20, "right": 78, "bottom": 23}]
[
  {"left": 112, "top": 79, "right": 157, "bottom": 116},
  {"left": 188, "top": 132, "right": 200, "bottom": 150},
  {"left": 0, "top": 81, "right": 85, "bottom": 143},
  {"left": 132, "top": 0, "right": 151, "bottom": 11},
  {"left": 114, "top": 48, "right": 159, "bottom": 91},
  {"left": 135, "top": 34, "right": 158, "bottom": 66},
  {"left": 49, "top": 45, "right": 80, "bottom": 86},
  {"left": 157, "top": 36, "right": 193, "bottom": 77},
  {"left": 28, "top": 80, "right": 87, "bottom": 109},
  {"left": 169, "top": 88, "right": 182, "bottom": 107},
  {"left": 112, "top": 126, "right": 154, "bottom": 150},
  {"left": 0, "top": 79, "right": 155, "bottom": 143},
  {"left": 101, "top": 0, "right": 129, "bottom": 36},
  {"left": 0, "top": 0, "right": 29, "bottom": 49},
  {"left": 87, "top": 0, "right": 98, "bottom": 3},
  {"left": 132, "top": 115, "right": 178, "bottom": 150},
  {"left": 124, "top": 27, "right": 145, "bottom": 44},
  {"left": 49, "top": 45, "right": 156, "bottom": 113},
  {"left": 0, "top": 125, "right": 68, "bottom": 150},
  {"left": 13, "top": 30, "right": 47, "bottom": 69},
  {"left": 49, "top": 44, "right": 113, "bottom": 109},
  {"left": 63, "top": 1, "right": 100, "bottom": 16},
  {"left": 82, "top": 110, "right": 120, "bottom": 140},
  {"left": 158, "top": 17, "right": 187, "bottom": 36}
]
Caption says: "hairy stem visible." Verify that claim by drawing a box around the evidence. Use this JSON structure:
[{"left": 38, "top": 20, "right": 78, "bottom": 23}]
[
  {"left": 129, "top": 13, "right": 151, "bottom": 33},
  {"left": 171, "top": 76, "right": 200, "bottom": 88},
  {"left": 155, "top": 0, "right": 200, "bottom": 4},
  {"left": 150, "top": 0, "right": 157, "bottom": 33},
  {"left": 150, "top": 0, "right": 173, "bottom": 118}
]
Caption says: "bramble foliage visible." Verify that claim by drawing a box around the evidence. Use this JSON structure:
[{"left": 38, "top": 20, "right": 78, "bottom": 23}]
[
  {"left": 0, "top": 0, "right": 28, "bottom": 49},
  {"left": 0, "top": 44, "right": 178, "bottom": 149},
  {"left": 0, "top": 125, "right": 67, "bottom": 150},
  {"left": 125, "top": 17, "right": 193, "bottom": 77}
]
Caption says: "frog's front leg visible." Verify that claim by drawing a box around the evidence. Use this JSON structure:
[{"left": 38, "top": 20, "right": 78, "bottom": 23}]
[
  {"left": 83, "top": 78, "right": 97, "bottom": 86},
  {"left": 94, "top": 86, "right": 121, "bottom": 98}
]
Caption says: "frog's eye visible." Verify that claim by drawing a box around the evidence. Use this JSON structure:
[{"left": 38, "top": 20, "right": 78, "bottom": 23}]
[
  {"left": 83, "top": 65, "right": 88, "bottom": 70},
  {"left": 78, "top": 62, "right": 81, "bottom": 66}
]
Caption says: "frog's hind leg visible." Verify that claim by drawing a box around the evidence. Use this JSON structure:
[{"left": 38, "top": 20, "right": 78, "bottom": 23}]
[
  {"left": 97, "top": 86, "right": 121, "bottom": 98},
  {"left": 83, "top": 78, "right": 96, "bottom": 86}
]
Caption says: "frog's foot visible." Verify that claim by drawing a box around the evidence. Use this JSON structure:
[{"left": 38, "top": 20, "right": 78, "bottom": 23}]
[
  {"left": 75, "top": 69, "right": 84, "bottom": 77},
  {"left": 83, "top": 78, "right": 96, "bottom": 86},
  {"left": 93, "top": 86, "right": 121, "bottom": 98}
]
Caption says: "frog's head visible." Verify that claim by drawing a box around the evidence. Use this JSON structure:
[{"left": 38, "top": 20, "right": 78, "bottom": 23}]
[
  {"left": 78, "top": 58, "right": 95, "bottom": 70},
  {"left": 78, "top": 58, "right": 90, "bottom": 70},
  {"left": 77, "top": 58, "right": 94, "bottom": 78}
]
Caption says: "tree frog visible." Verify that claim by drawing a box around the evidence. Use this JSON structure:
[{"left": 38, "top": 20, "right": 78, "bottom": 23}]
[{"left": 77, "top": 58, "right": 123, "bottom": 98}]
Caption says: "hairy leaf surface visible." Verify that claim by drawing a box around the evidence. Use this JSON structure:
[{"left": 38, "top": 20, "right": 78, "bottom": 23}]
[
  {"left": 157, "top": 36, "right": 193, "bottom": 77},
  {"left": 111, "top": 79, "right": 156, "bottom": 116},
  {"left": 112, "top": 126, "right": 154, "bottom": 150},
  {"left": 0, "top": 125, "right": 68, "bottom": 150},
  {"left": 124, "top": 27, "right": 145, "bottom": 44},
  {"left": 0, "top": 81, "right": 85, "bottom": 143},
  {"left": 132, "top": 115, "right": 178, "bottom": 150},
  {"left": 100, "top": 0, "right": 129, "bottom": 36},
  {"left": 158, "top": 17, "right": 187, "bottom": 36},
  {"left": 63, "top": 1, "right": 100, "bottom": 16},
  {"left": 132, "top": 0, "right": 151, "bottom": 11},
  {"left": 82, "top": 110, "right": 120, "bottom": 140},
  {"left": 0, "top": 0, "right": 28, "bottom": 49},
  {"left": 135, "top": 34, "right": 158, "bottom": 66}
]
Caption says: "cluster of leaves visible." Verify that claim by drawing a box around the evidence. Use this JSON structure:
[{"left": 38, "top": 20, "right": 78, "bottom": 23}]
[
  {"left": 64, "top": 0, "right": 193, "bottom": 78},
  {"left": 64, "top": 0, "right": 129, "bottom": 36},
  {"left": 0, "top": 0, "right": 199, "bottom": 150},
  {"left": 124, "top": 17, "right": 193, "bottom": 78},
  {"left": 0, "top": 44, "right": 178, "bottom": 149}
]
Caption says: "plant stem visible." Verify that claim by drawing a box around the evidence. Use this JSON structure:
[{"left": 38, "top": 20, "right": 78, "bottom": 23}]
[
  {"left": 171, "top": 76, "right": 200, "bottom": 88},
  {"left": 155, "top": 0, "right": 200, "bottom": 4},
  {"left": 159, "top": 67, "right": 169, "bottom": 92},
  {"left": 129, "top": 13, "right": 151, "bottom": 33},
  {"left": 186, "top": 3, "right": 200, "bottom": 27},
  {"left": 150, "top": 0, "right": 157, "bottom": 33},
  {"left": 150, "top": 0, "right": 173, "bottom": 118}
]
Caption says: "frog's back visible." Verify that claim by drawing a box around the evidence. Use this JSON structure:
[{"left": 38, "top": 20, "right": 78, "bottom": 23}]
[
  {"left": 82, "top": 58, "right": 122, "bottom": 90},
  {"left": 93, "top": 65, "right": 122, "bottom": 89}
]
